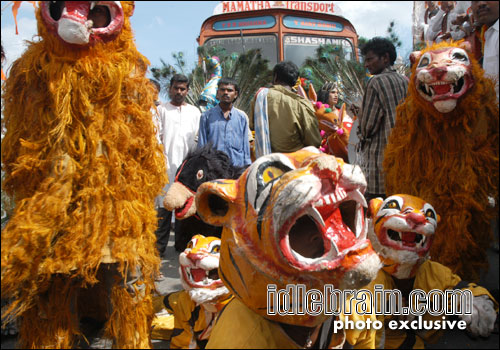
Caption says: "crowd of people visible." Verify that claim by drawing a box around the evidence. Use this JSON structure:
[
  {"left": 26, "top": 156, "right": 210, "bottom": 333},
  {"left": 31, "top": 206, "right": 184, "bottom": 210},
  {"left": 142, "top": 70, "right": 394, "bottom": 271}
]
[
  {"left": 148, "top": 2, "right": 499, "bottom": 343},
  {"left": 150, "top": 0, "right": 499, "bottom": 260}
]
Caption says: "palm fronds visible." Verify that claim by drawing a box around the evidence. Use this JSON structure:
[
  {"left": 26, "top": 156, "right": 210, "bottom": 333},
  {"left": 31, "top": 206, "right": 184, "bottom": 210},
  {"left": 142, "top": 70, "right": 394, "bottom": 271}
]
[
  {"left": 302, "top": 44, "right": 366, "bottom": 107},
  {"left": 150, "top": 46, "right": 272, "bottom": 115}
]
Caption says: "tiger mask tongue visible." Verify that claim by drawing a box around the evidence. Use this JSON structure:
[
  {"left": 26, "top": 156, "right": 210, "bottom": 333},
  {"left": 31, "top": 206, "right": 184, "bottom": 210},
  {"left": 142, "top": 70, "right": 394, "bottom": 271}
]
[
  {"left": 57, "top": 2, "right": 92, "bottom": 44},
  {"left": 191, "top": 268, "right": 206, "bottom": 282},
  {"left": 401, "top": 232, "right": 416, "bottom": 247},
  {"left": 432, "top": 84, "right": 451, "bottom": 95}
]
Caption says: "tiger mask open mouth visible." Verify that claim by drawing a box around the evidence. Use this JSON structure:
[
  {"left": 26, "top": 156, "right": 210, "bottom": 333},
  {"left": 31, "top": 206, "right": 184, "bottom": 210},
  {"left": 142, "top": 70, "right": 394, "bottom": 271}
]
[
  {"left": 41, "top": 1, "right": 125, "bottom": 45},
  {"left": 367, "top": 195, "right": 439, "bottom": 279},
  {"left": 196, "top": 147, "right": 380, "bottom": 326},
  {"left": 179, "top": 235, "right": 230, "bottom": 306}
]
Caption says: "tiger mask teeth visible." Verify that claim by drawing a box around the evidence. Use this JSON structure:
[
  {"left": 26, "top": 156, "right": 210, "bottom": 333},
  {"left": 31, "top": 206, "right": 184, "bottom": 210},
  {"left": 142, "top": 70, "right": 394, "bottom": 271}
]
[
  {"left": 368, "top": 195, "right": 439, "bottom": 279},
  {"left": 178, "top": 235, "right": 224, "bottom": 291},
  {"left": 195, "top": 148, "right": 381, "bottom": 326},
  {"left": 386, "top": 229, "right": 430, "bottom": 250},
  {"left": 413, "top": 47, "right": 474, "bottom": 113},
  {"left": 182, "top": 267, "right": 220, "bottom": 286}
]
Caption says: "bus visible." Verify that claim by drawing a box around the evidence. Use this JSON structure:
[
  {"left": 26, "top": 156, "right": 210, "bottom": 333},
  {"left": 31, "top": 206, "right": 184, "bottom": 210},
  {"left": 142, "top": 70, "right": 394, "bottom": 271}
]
[{"left": 197, "top": 1, "right": 361, "bottom": 68}]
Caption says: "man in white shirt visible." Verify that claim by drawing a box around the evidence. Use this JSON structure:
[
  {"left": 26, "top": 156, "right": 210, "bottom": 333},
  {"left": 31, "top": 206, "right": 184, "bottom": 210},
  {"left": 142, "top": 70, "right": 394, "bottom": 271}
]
[
  {"left": 154, "top": 74, "right": 201, "bottom": 257},
  {"left": 471, "top": 1, "right": 499, "bottom": 101},
  {"left": 426, "top": 1, "right": 471, "bottom": 42}
]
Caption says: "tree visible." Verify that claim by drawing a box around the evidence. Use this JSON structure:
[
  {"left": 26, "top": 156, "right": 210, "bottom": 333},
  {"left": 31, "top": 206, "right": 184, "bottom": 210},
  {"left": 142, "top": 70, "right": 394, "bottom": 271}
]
[
  {"left": 386, "top": 20, "right": 403, "bottom": 48},
  {"left": 150, "top": 52, "right": 190, "bottom": 100},
  {"left": 358, "top": 36, "right": 369, "bottom": 49}
]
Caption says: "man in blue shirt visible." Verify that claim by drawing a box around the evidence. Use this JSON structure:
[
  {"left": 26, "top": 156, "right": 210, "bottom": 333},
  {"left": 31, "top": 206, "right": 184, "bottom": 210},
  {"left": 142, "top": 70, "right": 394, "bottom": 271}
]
[{"left": 198, "top": 78, "right": 251, "bottom": 167}]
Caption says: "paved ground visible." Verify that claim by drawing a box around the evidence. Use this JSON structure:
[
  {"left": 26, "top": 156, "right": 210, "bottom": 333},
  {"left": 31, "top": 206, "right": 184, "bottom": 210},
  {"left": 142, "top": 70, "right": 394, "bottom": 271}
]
[{"left": 2, "top": 223, "right": 499, "bottom": 349}]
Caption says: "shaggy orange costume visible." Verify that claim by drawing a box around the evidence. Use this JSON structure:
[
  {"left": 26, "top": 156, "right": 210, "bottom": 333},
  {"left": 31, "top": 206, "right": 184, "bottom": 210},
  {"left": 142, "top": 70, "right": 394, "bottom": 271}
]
[
  {"left": 384, "top": 41, "right": 499, "bottom": 282},
  {"left": 1, "top": 2, "right": 166, "bottom": 348}
]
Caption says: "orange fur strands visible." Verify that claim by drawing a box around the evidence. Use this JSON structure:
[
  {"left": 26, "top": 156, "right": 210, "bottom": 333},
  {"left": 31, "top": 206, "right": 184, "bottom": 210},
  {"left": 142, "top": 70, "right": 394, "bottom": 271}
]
[
  {"left": 104, "top": 284, "right": 155, "bottom": 349},
  {"left": 17, "top": 276, "right": 80, "bottom": 349},
  {"left": 384, "top": 41, "right": 499, "bottom": 281},
  {"left": 1, "top": 1, "right": 166, "bottom": 346}
]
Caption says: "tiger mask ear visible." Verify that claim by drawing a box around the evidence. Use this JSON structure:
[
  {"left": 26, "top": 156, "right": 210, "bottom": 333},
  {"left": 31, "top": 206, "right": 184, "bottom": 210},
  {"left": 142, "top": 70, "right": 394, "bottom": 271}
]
[
  {"left": 367, "top": 197, "right": 384, "bottom": 218},
  {"left": 410, "top": 51, "right": 422, "bottom": 67},
  {"left": 196, "top": 180, "right": 238, "bottom": 227},
  {"left": 458, "top": 40, "right": 472, "bottom": 54},
  {"left": 308, "top": 83, "right": 317, "bottom": 103}
]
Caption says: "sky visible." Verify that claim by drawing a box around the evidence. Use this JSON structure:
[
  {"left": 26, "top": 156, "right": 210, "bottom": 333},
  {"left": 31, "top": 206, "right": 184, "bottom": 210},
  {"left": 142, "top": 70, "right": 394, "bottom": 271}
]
[{"left": 1, "top": 1, "right": 414, "bottom": 81}]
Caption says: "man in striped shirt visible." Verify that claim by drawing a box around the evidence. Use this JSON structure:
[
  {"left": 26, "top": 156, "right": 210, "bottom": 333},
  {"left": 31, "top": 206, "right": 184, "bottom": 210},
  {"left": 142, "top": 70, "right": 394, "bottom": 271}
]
[{"left": 356, "top": 37, "right": 408, "bottom": 202}]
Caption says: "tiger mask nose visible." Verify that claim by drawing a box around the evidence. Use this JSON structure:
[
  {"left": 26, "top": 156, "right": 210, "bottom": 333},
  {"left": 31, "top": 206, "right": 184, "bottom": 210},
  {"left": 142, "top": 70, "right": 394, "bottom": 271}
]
[{"left": 405, "top": 212, "right": 428, "bottom": 229}]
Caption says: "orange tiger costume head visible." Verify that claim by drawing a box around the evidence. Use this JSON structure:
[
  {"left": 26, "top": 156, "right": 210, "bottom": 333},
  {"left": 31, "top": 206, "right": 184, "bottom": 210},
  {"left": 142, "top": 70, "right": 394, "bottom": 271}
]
[
  {"left": 196, "top": 147, "right": 380, "bottom": 326},
  {"left": 409, "top": 41, "right": 476, "bottom": 114},
  {"left": 39, "top": 1, "right": 127, "bottom": 46},
  {"left": 179, "top": 235, "right": 231, "bottom": 312},
  {"left": 367, "top": 195, "right": 440, "bottom": 279}
]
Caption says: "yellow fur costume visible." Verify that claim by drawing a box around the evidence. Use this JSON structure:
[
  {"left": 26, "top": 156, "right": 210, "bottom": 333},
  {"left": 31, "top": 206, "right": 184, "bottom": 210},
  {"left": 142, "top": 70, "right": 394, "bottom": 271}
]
[
  {"left": 1, "top": 2, "right": 166, "bottom": 348},
  {"left": 383, "top": 41, "right": 499, "bottom": 281}
]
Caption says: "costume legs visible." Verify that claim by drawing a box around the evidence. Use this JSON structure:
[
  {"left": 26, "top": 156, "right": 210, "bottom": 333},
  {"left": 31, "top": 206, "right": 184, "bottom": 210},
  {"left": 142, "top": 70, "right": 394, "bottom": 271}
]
[
  {"left": 18, "top": 276, "right": 79, "bottom": 349},
  {"left": 155, "top": 208, "right": 172, "bottom": 256}
]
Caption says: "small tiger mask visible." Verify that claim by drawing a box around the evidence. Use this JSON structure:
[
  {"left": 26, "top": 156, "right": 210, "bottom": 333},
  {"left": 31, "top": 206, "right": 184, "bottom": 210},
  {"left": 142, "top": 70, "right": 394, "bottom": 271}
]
[
  {"left": 179, "top": 235, "right": 231, "bottom": 311},
  {"left": 196, "top": 147, "right": 381, "bottom": 326},
  {"left": 367, "top": 195, "right": 440, "bottom": 280}
]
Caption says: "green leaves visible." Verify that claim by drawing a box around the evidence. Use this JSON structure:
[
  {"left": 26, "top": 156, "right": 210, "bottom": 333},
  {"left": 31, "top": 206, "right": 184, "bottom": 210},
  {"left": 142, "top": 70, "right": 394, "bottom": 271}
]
[
  {"left": 193, "top": 45, "right": 272, "bottom": 114},
  {"left": 387, "top": 21, "right": 403, "bottom": 48}
]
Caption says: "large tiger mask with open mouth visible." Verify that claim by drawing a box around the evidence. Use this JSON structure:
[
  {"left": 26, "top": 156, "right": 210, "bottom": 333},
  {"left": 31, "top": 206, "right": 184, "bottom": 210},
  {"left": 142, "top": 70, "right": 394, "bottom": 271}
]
[{"left": 196, "top": 147, "right": 381, "bottom": 326}]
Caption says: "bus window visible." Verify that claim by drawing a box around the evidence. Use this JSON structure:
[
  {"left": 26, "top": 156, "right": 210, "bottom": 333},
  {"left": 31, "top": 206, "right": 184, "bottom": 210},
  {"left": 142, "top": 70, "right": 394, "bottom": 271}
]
[
  {"left": 205, "top": 35, "right": 278, "bottom": 67},
  {"left": 283, "top": 35, "right": 354, "bottom": 67}
]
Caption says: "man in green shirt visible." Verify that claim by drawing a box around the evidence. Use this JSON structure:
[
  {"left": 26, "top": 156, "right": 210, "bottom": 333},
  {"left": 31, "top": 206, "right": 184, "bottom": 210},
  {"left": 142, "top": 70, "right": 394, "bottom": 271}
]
[{"left": 250, "top": 61, "right": 321, "bottom": 156}]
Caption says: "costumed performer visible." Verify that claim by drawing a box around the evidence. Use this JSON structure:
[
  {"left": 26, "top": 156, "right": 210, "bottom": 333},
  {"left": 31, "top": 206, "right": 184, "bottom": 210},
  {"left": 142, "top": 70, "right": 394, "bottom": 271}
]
[
  {"left": 161, "top": 235, "right": 232, "bottom": 349},
  {"left": 196, "top": 147, "right": 382, "bottom": 348},
  {"left": 365, "top": 194, "right": 498, "bottom": 349},
  {"left": 1, "top": 1, "right": 167, "bottom": 348},
  {"left": 383, "top": 40, "right": 499, "bottom": 282}
]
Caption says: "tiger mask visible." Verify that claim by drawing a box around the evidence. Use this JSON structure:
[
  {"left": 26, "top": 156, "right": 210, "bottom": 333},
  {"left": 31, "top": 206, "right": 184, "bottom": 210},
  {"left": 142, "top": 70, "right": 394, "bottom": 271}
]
[
  {"left": 410, "top": 41, "right": 475, "bottom": 115},
  {"left": 367, "top": 195, "right": 440, "bottom": 280},
  {"left": 179, "top": 235, "right": 231, "bottom": 312},
  {"left": 196, "top": 147, "right": 381, "bottom": 326},
  {"left": 40, "top": 1, "right": 127, "bottom": 46}
]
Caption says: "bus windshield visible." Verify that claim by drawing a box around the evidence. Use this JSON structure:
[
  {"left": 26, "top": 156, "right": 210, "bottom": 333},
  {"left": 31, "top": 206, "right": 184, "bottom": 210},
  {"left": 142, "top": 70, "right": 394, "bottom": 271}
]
[
  {"left": 205, "top": 35, "right": 278, "bottom": 67},
  {"left": 284, "top": 35, "right": 354, "bottom": 67}
]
